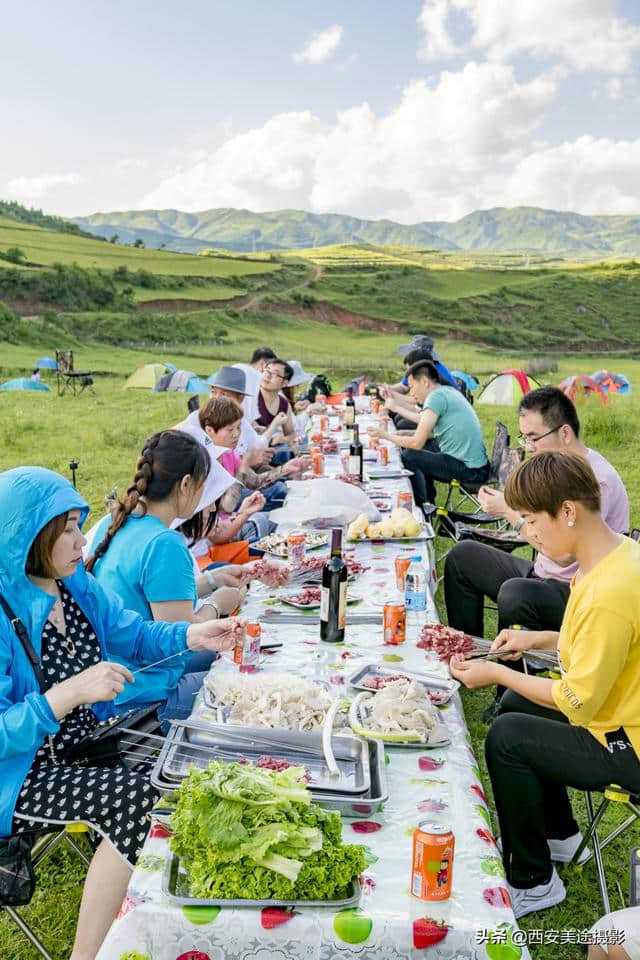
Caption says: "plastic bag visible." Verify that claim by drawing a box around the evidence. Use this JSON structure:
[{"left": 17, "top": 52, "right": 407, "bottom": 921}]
[{"left": 269, "top": 479, "right": 380, "bottom": 530}]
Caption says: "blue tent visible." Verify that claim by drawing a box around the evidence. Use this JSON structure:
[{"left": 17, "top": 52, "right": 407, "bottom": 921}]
[
  {"left": 0, "top": 378, "right": 51, "bottom": 392},
  {"left": 451, "top": 370, "right": 479, "bottom": 391},
  {"left": 590, "top": 370, "right": 631, "bottom": 395},
  {"left": 34, "top": 356, "right": 58, "bottom": 369},
  {"left": 186, "top": 376, "right": 210, "bottom": 394}
]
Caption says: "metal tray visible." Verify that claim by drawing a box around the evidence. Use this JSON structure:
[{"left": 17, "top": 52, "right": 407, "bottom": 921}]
[
  {"left": 253, "top": 532, "right": 328, "bottom": 558},
  {"left": 347, "top": 521, "right": 434, "bottom": 543},
  {"left": 152, "top": 730, "right": 389, "bottom": 818},
  {"left": 354, "top": 695, "right": 451, "bottom": 749},
  {"left": 162, "top": 853, "right": 361, "bottom": 909},
  {"left": 365, "top": 467, "right": 413, "bottom": 479},
  {"left": 161, "top": 723, "right": 371, "bottom": 795},
  {"left": 347, "top": 662, "right": 460, "bottom": 704}
]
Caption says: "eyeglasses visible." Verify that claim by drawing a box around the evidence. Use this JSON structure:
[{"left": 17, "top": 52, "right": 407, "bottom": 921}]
[
  {"left": 265, "top": 369, "right": 286, "bottom": 381},
  {"left": 517, "top": 424, "right": 563, "bottom": 448}
]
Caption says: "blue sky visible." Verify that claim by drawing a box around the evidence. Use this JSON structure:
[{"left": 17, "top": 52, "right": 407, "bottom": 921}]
[{"left": 2, "top": 0, "right": 640, "bottom": 221}]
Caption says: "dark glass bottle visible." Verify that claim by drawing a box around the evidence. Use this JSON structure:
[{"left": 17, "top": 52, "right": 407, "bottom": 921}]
[
  {"left": 348, "top": 424, "right": 364, "bottom": 481},
  {"left": 344, "top": 387, "right": 356, "bottom": 427},
  {"left": 320, "top": 528, "right": 347, "bottom": 643}
]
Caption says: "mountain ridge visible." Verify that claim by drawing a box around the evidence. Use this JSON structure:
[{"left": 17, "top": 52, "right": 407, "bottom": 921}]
[{"left": 70, "top": 204, "right": 640, "bottom": 257}]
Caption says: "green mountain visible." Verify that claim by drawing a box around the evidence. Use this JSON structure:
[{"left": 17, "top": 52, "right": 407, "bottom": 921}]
[{"left": 70, "top": 204, "right": 640, "bottom": 256}]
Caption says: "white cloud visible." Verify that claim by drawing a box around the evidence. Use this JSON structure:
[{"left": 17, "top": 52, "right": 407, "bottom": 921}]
[
  {"left": 418, "top": 0, "right": 640, "bottom": 73},
  {"left": 6, "top": 172, "right": 82, "bottom": 203},
  {"left": 293, "top": 24, "right": 343, "bottom": 65},
  {"left": 141, "top": 62, "right": 559, "bottom": 221}
]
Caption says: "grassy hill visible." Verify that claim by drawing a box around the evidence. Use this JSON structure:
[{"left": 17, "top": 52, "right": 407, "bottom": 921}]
[
  {"left": 2, "top": 201, "right": 640, "bottom": 355},
  {"left": 71, "top": 204, "right": 640, "bottom": 256}
]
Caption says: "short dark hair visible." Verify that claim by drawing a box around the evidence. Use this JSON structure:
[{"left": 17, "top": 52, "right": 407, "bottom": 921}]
[
  {"left": 403, "top": 348, "right": 434, "bottom": 367},
  {"left": 407, "top": 359, "right": 440, "bottom": 383},
  {"left": 251, "top": 347, "right": 276, "bottom": 364},
  {"left": 505, "top": 451, "right": 600, "bottom": 516},
  {"left": 199, "top": 396, "right": 243, "bottom": 431},
  {"left": 26, "top": 512, "right": 69, "bottom": 578},
  {"left": 266, "top": 358, "right": 294, "bottom": 383},
  {"left": 518, "top": 387, "right": 580, "bottom": 438}
]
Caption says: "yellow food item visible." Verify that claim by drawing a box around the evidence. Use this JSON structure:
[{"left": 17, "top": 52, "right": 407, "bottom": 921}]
[
  {"left": 379, "top": 520, "right": 395, "bottom": 539},
  {"left": 404, "top": 518, "right": 422, "bottom": 537}
]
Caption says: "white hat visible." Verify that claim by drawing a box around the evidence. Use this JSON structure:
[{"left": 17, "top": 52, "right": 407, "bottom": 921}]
[
  {"left": 172, "top": 422, "right": 236, "bottom": 527},
  {"left": 287, "top": 360, "right": 313, "bottom": 387}
]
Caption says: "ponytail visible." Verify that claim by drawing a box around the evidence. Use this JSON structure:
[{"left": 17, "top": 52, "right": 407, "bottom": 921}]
[{"left": 86, "top": 430, "right": 209, "bottom": 572}]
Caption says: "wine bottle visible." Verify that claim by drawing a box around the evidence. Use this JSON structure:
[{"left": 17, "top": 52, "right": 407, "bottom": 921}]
[
  {"left": 320, "top": 528, "right": 348, "bottom": 643},
  {"left": 348, "top": 423, "right": 364, "bottom": 481},
  {"left": 344, "top": 387, "right": 356, "bottom": 427}
]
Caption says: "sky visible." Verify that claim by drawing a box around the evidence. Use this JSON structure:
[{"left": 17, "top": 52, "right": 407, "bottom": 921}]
[{"left": 2, "top": 0, "right": 640, "bottom": 223}]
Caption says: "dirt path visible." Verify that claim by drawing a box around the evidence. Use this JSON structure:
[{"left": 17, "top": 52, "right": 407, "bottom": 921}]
[{"left": 239, "top": 262, "right": 324, "bottom": 312}]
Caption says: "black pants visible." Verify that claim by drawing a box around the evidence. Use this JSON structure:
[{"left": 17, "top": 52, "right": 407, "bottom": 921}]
[
  {"left": 401, "top": 449, "right": 489, "bottom": 507},
  {"left": 486, "top": 690, "right": 640, "bottom": 887},
  {"left": 444, "top": 539, "right": 570, "bottom": 636}
]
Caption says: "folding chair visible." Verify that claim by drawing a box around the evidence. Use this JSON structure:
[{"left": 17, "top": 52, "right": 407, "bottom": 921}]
[
  {"left": 571, "top": 785, "right": 640, "bottom": 915},
  {"left": 55, "top": 350, "right": 94, "bottom": 397},
  {"left": 442, "top": 421, "right": 510, "bottom": 513},
  {"left": 1, "top": 825, "right": 93, "bottom": 959}
]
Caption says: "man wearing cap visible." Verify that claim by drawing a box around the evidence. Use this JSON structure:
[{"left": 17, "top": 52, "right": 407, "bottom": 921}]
[{"left": 395, "top": 335, "right": 459, "bottom": 390}]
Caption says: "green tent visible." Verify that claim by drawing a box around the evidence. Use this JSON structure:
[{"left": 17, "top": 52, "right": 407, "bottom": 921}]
[{"left": 124, "top": 363, "right": 169, "bottom": 389}]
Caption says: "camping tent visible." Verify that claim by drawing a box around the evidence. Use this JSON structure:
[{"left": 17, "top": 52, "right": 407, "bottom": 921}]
[
  {"left": 558, "top": 374, "right": 607, "bottom": 403},
  {"left": 124, "top": 363, "right": 169, "bottom": 389},
  {"left": 477, "top": 370, "right": 539, "bottom": 405},
  {"left": 591, "top": 370, "right": 631, "bottom": 395},
  {"left": 0, "top": 378, "right": 51, "bottom": 392},
  {"left": 154, "top": 370, "right": 210, "bottom": 394},
  {"left": 450, "top": 370, "right": 479, "bottom": 391},
  {"left": 34, "top": 356, "right": 58, "bottom": 370}
]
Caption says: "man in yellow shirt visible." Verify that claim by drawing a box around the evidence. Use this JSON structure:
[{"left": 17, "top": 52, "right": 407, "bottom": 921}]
[{"left": 450, "top": 451, "right": 640, "bottom": 921}]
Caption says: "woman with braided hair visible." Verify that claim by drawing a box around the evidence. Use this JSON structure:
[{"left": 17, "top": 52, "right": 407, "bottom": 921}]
[{"left": 87, "top": 430, "right": 244, "bottom": 721}]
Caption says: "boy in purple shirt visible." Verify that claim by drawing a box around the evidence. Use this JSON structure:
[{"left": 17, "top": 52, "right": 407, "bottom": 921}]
[{"left": 444, "top": 387, "right": 628, "bottom": 716}]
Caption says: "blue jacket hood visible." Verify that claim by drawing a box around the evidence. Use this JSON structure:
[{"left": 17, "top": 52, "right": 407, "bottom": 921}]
[{"left": 0, "top": 467, "right": 89, "bottom": 630}]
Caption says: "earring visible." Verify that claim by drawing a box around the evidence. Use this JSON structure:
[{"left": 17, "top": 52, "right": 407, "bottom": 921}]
[{"left": 567, "top": 520, "right": 575, "bottom": 528}]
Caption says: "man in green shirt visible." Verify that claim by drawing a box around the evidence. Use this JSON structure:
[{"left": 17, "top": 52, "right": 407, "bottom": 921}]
[{"left": 369, "top": 360, "right": 489, "bottom": 507}]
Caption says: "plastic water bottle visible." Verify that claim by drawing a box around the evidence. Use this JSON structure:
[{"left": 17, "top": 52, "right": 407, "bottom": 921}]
[{"left": 405, "top": 555, "right": 427, "bottom": 627}]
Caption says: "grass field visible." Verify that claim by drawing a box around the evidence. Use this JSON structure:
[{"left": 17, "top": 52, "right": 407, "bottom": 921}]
[
  {"left": 0, "top": 217, "right": 280, "bottom": 278},
  {"left": 131, "top": 281, "right": 244, "bottom": 302}
]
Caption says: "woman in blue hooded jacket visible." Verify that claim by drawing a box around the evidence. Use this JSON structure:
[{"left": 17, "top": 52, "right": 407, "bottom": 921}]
[{"left": 0, "top": 466, "right": 245, "bottom": 960}]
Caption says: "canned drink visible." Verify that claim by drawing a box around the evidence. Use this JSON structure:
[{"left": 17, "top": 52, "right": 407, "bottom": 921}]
[
  {"left": 377, "top": 445, "right": 389, "bottom": 465},
  {"left": 312, "top": 451, "right": 325, "bottom": 476},
  {"left": 320, "top": 415, "right": 329, "bottom": 433},
  {"left": 394, "top": 555, "right": 412, "bottom": 592},
  {"left": 311, "top": 431, "right": 322, "bottom": 443},
  {"left": 287, "top": 530, "right": 306, "bottom": 566},
  {"left": 369, "top": 436, "right": 380, "bottom": 450},
  {"left": 396, "top": 491, "right": 413, "bottom": 510},
  {"left": 234, "top": 622, "right": 261, "bottom": 672},
  {"left": 411, "top": 822, "right": 454, "bottom": 901},
  {"left": 371, "top": 397, "right": 381, "bottom": 414},
  {"left": 340, "top": 450, "right": 349, "bottom": 471},
  {"left": 383, "top": 603, "right": 406, "bottom": 644}
]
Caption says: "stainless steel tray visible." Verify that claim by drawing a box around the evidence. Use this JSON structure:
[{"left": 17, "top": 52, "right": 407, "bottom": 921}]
[
  {"left": 354, "top": 696, "right": 451, "bottom": 749},
  {"left": 348, "top": 521, "right": 435, "bottom": 543},
  {"left": 162, "top": 853, "right": 361, "bottom": 908},
  {"left": 160, "top": 723, "right": 371, "bottom": 795},
  {"left": 347, "top": 662, "right": 459, "bottom": 704}
]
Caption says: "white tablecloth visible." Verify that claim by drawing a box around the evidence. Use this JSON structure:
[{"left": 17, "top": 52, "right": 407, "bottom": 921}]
[{"left": 97, "top": 415, "right": 528, "bottom": 960}]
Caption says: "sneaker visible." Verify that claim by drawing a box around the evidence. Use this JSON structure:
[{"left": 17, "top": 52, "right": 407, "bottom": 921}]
[
  {"left": 497, "top": 833, "right": 591, "bottom": 865},
  {"left": 547, "top": 832, "right": 591, "bottom": 864},
  {"left": 506, "top": 868, "right": 566, "bottom": 920}
]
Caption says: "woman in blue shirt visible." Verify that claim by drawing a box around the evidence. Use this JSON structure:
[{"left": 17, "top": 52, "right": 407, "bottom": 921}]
[
  {"left": 86, "top": 430, "right": 244, "bottom": 720},
  {"left": 0, "top": 465, "right": 243, "bottom": 960}
]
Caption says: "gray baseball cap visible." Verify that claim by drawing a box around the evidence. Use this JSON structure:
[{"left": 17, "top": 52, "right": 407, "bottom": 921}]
[
  {"left": 207, "top": 365, "right": 248, "bottom": 395},
  {"left": 397, "top": 335, "right": 441, "bottom": 363}
]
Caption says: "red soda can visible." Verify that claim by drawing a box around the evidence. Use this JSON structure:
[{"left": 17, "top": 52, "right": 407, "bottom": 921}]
[
  {"left": 369, "top": 436, "right": 380, "bottom": 450},
  {"left": 312, "top": 451, "right": 325, "bottom": 476},
  {"left": 377, "top": 445, "right": 389, "bottom": 465},
  {"left": 396, "top": 491, "right": 412, "bottom": 510},
  {"left": 383, "top": 603, "right": 406, "bottom": 644},
  {"left": 371, "top": 397, "right": 381, "bottom": 414},
  {"left": 234, "top": 622, "right": 261, "bottom": 672},
  {"left": 287, "top": 530, "right": 306, "bottom": 566},
  {"left": 394, "top": 555, "right": 411, "bottom": 592},
  {"left": 320, "top": 415, "right": 329, "bottom": 433},
  {"left": 411, "top": 822, "right": 454, "bottom": 901}
]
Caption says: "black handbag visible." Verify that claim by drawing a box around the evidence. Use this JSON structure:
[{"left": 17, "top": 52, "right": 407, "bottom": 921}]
[
  {"left": 0, "top": 594, "right": 162, "bottom": 770},
  {"left": 0, "top": 836, "right": 35, "bottom": 907}
]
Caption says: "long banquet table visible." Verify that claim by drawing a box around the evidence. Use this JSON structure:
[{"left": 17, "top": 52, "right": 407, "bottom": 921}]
[{"left": 97, "top": 415, "right": 528, "bottom": 960}]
